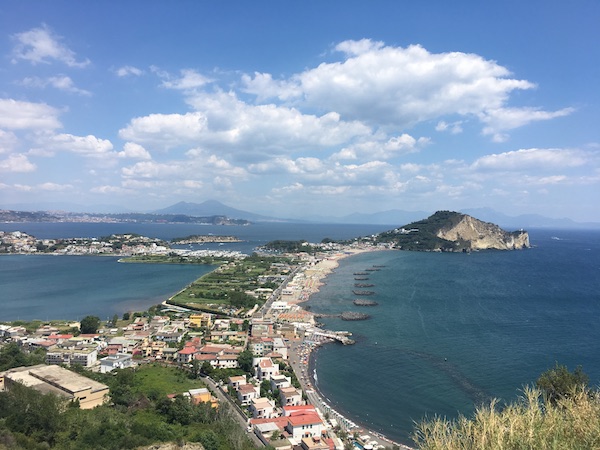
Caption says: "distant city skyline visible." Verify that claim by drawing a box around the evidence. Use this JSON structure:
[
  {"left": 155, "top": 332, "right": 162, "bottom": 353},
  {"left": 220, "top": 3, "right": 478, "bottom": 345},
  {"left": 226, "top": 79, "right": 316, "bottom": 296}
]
[{"left": 1, "top": 1, "right": 599, "bottom": 222}]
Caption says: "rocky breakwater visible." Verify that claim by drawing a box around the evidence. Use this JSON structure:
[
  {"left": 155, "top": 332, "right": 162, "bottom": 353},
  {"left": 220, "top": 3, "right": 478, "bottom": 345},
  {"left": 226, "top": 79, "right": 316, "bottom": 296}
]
[
  {"left": 436, "top": 213, "right": 530, "bottom": 250},
  {"left": 341, "top": 311, "right": 370, "bottom": 321},
  {"left": 353, "top": 299, "right": 378, "bottom": 306}
]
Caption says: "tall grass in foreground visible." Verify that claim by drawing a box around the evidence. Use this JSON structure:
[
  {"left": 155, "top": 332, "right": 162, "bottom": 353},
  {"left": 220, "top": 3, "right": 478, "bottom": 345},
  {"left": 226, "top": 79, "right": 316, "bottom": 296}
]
[{"left": 413, "top": 387, "right": 600, "bottom": 450}]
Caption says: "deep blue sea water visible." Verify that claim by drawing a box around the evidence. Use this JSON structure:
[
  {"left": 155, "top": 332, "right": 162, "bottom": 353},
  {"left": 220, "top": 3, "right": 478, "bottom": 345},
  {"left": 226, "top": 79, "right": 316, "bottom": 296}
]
[
  {"left": 1, "top": 223, "right": 599, "bottom": 445},
  {"left": 305, "top": 229, "right": 600, "bottom": 445}
]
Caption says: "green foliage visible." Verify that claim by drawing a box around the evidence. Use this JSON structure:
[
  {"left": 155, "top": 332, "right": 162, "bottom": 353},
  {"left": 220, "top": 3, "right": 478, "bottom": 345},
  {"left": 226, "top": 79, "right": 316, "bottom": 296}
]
[
  {"left": 192, "top": 429, "right": 220, "bottom": 450},
  {"left": 79, "top": 315, "right": 101, "bottom": 334},
  {"left": 0, "top": 382, "right": 67, "bottom": 446},
  {"left": 200, "top": 361, "right": 214, "bottom": 376},
  {"left": 0, "top": 342, "right": 46, "bottom": 371},
  {"left": 168, "top": 256, "right": 288, "bottom": 314},
  {"left": 413, "top": 387, "right": 600, "bottom": 450},
  {"left": 260, "top": 379, "right": 272, "bottom": 398},
  {"left": 536, "top": 362, "right": 589, "bottom": 404},
  {"left": 374, "top": 210, "right": 466, "bottom": 251},
  {"left": 0, "top": 364, "right": 259, "bottom": 450},
  {"left": 237, "top": 349, "right": 254, "bottom": 373},
  {"left": 262, "top": 239, "right": 315, "bottom": 253}
]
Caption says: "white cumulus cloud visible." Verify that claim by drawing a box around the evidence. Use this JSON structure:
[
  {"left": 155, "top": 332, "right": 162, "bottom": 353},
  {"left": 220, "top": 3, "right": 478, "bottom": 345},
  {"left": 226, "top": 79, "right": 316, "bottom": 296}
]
[
  {"left": 19, "top": 75, "right": 91, "bottom": 96},
  {"left": 159, "top": 69, "right": 212, "bottom": 90},
  {"left": 116, "top": 65, "right": 144, "bottom": 77},
  {"left": 242, "top": 39, "right": 569, "bottom": 140},
  {"left": 119, "top": 112, "right": 208, "bottom": 149},
  {"left": 11, "top": 25, "right": 90, "bottom": 67},
  {"left": 118, "top": 142, "right": 152, "bottom": 160},
  {"left": 44, "top": 133, "right": 114, "bottom": 157},
  {"left": 472, "top": 148, "right": 589, "bottom": 171},
  {"left": 0, "top": 99, "right": 62, "bottom": 130},
  {"left": 0, "top": 154, "right": 36, "bottom": 172}
]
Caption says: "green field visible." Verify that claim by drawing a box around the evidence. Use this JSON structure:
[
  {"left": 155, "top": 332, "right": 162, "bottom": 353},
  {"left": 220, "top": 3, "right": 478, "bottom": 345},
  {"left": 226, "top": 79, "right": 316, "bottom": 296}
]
[{"left": 168, "top": 255, "right": 294, "bottom": 315}]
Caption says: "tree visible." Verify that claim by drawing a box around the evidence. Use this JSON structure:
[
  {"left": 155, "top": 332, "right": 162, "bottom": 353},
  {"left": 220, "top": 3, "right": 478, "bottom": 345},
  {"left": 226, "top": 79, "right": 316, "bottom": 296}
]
[
  {"left": 201, "top": 361, "right": 214, "bottom": 376},
  {"left": 79, "top": 315, "right": 101, "bottom": 334},
  {"left": 0, "top": 342, "right": 45, "bottom": 371},
  {"left": 110, "top": 314, "right": 119, "bottom": 327},
  {"left": 237, "top": 349, "right": 254, "bottom": 373},
  {"left": 1, "top": 382, "right": 67, "bottom": 446},
  {"left": 193, "top": 429, "right": 219, "bottom": 450},
  {"left": 122, "top": 311, "right": 131, "bottom": 321},
  {"left": 260, "top": 379, "right": 272, "bottom": 398},
  {"left": 536, "top": 362, "right": 589, "bottom": 404}
]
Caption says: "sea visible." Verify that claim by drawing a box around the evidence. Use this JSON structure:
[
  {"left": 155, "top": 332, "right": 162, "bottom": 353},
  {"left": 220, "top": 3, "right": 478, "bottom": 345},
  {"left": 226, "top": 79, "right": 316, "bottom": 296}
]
[{"left": 1, "top": 222, "right": 599, "bottom": 445}]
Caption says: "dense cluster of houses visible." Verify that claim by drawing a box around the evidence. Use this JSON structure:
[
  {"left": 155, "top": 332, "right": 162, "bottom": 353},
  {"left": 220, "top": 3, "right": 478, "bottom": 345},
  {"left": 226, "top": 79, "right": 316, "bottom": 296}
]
[{"left": 228, "top": 360, "right": 337, "bottom": 450}]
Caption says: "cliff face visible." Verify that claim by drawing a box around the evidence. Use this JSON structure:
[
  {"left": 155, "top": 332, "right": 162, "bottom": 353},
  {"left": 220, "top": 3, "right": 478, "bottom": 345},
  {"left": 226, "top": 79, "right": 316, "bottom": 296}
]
[
  {"left": 436, "top": 214, "right": 530, "bottom": 250},
  {"left": 374, "top": 210, "right": 530, "bottom": 251}
]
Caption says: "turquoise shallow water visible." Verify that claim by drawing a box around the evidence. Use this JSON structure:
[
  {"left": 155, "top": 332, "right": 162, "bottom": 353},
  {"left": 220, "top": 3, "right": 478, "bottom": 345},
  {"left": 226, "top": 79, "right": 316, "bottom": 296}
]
[
  {"left": 306, "top": 229, "right": 600, "bottom": 445},
  {"left": 0, "top": 222, "right": 390, "bottom": 322},
  {"left": 0, "top": 255, "right": 214, "bottom": 321}
]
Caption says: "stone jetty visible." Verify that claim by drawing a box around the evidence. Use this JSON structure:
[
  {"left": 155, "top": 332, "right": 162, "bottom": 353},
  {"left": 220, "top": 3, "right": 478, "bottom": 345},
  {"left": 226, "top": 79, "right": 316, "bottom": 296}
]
[{"left": 353, "top": 299, "right": 378, "bottom": 306}]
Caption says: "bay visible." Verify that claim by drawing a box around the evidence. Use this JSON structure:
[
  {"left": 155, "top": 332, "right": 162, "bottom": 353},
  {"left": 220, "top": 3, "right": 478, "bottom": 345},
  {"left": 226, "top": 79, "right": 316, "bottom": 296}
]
[
  {"left": 0, "top": 222, "right": 391, "bottom": 322},
  {"left": 306, "top": 228, "right": 600, "bottom": 445},
  {"left": 0, "top": 255, "right": 215, "bottom": 322},
  {"left": 2, "top": 222, "right": 599, "bottom": 446}
]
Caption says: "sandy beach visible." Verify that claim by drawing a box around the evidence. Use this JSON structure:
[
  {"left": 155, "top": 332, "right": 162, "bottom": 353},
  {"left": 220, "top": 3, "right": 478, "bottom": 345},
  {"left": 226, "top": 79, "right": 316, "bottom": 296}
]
[{"left": 285, "top": 247, "right": 412, "bottom": 449}]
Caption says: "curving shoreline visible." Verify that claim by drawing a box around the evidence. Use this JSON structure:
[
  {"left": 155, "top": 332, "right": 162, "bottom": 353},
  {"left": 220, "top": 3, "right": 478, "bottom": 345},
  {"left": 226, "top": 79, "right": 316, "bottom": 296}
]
[{"left": 287, "top": 248, "right": 413, "bottom": 449}]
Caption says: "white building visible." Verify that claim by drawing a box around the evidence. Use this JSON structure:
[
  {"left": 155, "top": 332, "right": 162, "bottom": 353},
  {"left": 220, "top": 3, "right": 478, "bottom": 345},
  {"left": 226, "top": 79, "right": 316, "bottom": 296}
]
[
  {"left": 250, "top": 397, "right": 276, "bottom": 419},
  {"left": 99, "top": 353, "right": 136, "bottom": 373}
]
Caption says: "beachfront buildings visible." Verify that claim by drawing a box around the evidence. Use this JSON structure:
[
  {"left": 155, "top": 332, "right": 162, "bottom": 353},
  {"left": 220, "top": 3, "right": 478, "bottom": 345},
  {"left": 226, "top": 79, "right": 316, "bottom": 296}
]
[{"left": 248, "top": 404, "right": 330, "bottom": 449}]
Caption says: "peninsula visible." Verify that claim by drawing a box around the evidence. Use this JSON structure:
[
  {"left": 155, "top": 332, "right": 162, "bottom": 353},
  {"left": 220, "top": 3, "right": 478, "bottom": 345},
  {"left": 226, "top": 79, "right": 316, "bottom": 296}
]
[{"left": 372, "top": 210, "right": 530, "bottom": 252}]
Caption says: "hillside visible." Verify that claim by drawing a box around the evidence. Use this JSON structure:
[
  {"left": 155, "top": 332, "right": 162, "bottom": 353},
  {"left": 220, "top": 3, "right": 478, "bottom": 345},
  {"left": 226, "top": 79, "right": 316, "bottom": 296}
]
[
  {"left": 375, "top": 210, "right": 530, "bottom": 251},
  {"left": 153, "top": 200, "right": 280, "bottom": 222}
]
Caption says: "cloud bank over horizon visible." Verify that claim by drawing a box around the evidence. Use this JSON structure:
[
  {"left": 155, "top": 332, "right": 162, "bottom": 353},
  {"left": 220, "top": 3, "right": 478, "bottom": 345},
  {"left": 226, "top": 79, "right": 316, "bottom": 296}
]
[{"left": 0, "top": 5, "right": 598, "bottom": 222}]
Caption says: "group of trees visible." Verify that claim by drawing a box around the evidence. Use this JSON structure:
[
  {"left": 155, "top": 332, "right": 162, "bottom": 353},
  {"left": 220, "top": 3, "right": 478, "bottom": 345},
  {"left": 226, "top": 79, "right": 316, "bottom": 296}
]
[
  {"left": 0, "top": 360, "right": 259, "bottom": 450},
  {"left": 3, "top": 333, "right": 597, "bottom": 450},
  {"left": 0, "top": 342, "right": 45, "bottom": 371}
]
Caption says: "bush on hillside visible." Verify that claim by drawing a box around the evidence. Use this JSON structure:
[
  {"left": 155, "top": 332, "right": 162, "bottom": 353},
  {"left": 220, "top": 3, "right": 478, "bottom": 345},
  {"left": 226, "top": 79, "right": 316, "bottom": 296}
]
[{"left": 412, "top": 386, "right": 600, "bottom": 450}]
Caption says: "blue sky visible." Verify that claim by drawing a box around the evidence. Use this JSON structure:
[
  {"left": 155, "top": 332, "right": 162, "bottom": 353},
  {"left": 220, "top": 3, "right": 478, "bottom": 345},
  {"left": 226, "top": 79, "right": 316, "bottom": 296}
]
[{"left": 1, "top": 1, "right": 599, "bottom": 222}]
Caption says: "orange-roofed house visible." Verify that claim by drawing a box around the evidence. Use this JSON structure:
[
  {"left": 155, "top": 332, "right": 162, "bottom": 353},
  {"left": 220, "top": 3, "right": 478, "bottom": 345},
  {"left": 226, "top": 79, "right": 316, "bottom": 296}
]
[
  {"left": 283, "top": 404, "right": 317, "bottom": 416},
  {"left": 285, "top": 412, "right": 323, "bottom": 440},
  {"left": 176, "top": 345, "right": 197, "bottom": 364},
  {"left": 47, "top": 334, "right": 74, "bottom": 343}
]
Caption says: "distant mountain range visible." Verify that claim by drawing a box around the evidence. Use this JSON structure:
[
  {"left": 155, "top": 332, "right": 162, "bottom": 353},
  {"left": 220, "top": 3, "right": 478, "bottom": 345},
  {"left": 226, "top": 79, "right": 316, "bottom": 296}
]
[
  {"left": 152, "top": 200, "right": 283, "bottom": 222},
  {"left": 1, "top": 199, "right": 598, "bottom": 229}
]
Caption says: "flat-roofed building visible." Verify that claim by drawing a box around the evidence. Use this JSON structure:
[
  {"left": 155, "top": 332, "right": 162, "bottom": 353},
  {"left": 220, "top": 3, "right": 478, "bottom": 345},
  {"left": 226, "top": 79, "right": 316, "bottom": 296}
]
[
  {"left": 99, "top": 353, "right": 135, "bottom": 373},
  {"left": 46, "top": 346, "right": 98, "bottom": 367},
  {"left": 1, "top": 364, "right": 109, "bottom": 409}
]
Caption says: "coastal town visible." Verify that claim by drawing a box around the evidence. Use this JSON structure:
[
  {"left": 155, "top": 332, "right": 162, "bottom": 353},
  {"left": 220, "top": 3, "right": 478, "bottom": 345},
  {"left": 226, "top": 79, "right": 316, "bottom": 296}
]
[{"left": 0, "top": 229, "right": 405, "bottom": 450}]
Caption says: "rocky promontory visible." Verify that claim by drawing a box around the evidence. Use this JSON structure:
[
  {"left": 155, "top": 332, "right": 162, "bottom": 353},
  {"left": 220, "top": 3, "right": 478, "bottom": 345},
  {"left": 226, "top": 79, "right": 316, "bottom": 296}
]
[{"left": 374, "top": 210, "right": 530, "bottom": 252}]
